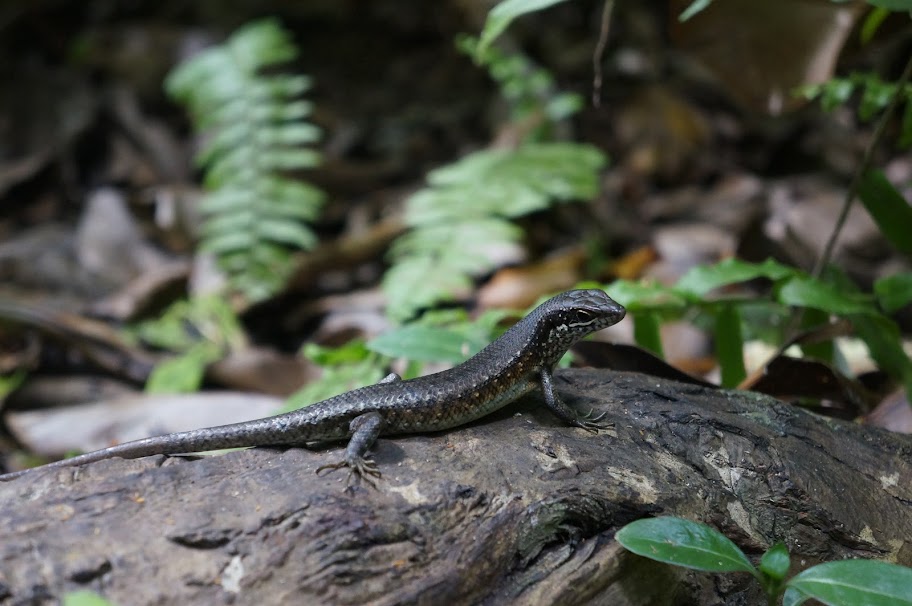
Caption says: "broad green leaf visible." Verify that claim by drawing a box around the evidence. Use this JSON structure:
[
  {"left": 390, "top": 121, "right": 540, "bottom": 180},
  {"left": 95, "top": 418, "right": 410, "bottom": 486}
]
[
  {"left": 799, "top": 307, "right": 834, "bottom": 363},
  {"left": 616, "top": 517, "right": 757, "bottom": 575},
  {"left": 632, "top": 312, "right": 664, "bottom": 358},
  {"left": 861, "top": 8, "right": 890, "bottom": 45},
  {"left": 145, "top": 343, "right": 222, "bottom": 393},
  {"left": 605, "top": 280, "right": 690, "bottom": 312},
  {"left": 759, "top": 543, "right": 791, "bottom": 582},
  {"left": 302, "top": 340, "right": 373, "bottom": 366},
  {"left": 0, "top": 370, "right": 26, "bottom": 399},
  {"left": 857, "top": 169, "right": 912, "bottom": 255},
  {"left": 852, "top": 313, "right": 912, "bottom": 396},
  {"left": 714, "top": 304, "right": 745, "bottom": 387},
  {"left": 368, "top": 325, "right": 487, "bottom": 363},
  {"left": 782, "top": 559, "right": 912, "bottom": 606},
  {"left": 675, "top": 258, "right": 796, "bottom": 298},
  {"left": 63, "top": 592, "right": 116, "bottom": 606},
  {"left": 778, "top": 277, "right": 876, "bottom": 316},
  {"left": 476, "top": 0, "right": 571, "bottom": 59},
  {"left": 863, "top": 0, "right": 912, "bottom": 10},
  {"left": 874, "top": 273, "right": 912, "bottom": 313}
]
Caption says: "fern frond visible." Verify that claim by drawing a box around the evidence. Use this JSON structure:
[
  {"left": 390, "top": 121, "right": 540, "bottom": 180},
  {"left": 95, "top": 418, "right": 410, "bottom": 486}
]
[
  {"left": 799, "top": 73, "right": 912, "bottom": 147},
  {"left": 165, "top": 18, "right": 325, "bottom": 300},
  {"left": 383, "top": 142, "right": 606, "bottom": 321}
]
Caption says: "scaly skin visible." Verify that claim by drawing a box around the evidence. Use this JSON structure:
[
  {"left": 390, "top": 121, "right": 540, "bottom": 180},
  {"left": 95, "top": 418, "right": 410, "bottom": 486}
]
[{"left": 0, "top": 289, "right": 625, "bottom": 484}]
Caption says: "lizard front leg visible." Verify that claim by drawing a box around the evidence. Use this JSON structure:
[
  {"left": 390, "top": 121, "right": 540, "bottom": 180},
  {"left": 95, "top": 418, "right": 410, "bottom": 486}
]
[{"left": 539, "top": 367, "right": 611, "bottom": 432}]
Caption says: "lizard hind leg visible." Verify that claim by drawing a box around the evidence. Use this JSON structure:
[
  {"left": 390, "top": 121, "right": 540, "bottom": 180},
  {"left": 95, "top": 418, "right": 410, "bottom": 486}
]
[{"left": 315, "top": 411, "right": 384, "bottom": 488}]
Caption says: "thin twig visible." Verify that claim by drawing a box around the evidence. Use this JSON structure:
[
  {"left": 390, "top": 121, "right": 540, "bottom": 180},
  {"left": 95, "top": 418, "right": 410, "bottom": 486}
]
[
  {"left": 811, "top": 53, "right": 912, "bottom": 278},
  {"left": 592, "top": 0, "right": 615, "bottom": 108}
]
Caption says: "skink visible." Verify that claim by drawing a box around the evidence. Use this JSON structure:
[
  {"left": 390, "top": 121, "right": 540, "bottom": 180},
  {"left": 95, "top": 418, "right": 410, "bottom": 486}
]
[{"left": 0, "top": 289, "right": 625, "bottom": 484}]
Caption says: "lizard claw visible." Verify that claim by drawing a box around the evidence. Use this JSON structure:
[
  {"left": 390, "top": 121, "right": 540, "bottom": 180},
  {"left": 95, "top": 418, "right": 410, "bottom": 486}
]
[
  {"left": 316, "top": 455, "right": 382, "bottom": 489},
  {"left": 573, "top": 408, "right": 613, "bottom": 433}
]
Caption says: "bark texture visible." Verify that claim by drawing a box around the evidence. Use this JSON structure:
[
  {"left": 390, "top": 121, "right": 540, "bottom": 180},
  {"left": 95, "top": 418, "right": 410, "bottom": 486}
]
[{"left": 1, "top": 369, "right": 910, "bottom": 605}]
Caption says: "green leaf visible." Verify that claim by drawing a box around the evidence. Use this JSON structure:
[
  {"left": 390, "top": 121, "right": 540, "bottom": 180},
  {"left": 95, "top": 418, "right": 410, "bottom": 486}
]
[
  {"left": 782, "top": 559, "right": 912, "bottom": 606},
  {"left": 0, "top": 370, "right": 26, "bottom": 399},
  {"left": 383, "top": 258, "right": 475, "bottom": 322},
  {"left": 863, "top": 0, "right": 912, "bottom": 10},
  {"left": 874, "top": 273, "right": 912, "bottom": 313},
  {"left": 778, "top": 277, "right": 876, "bottom": 316},
  {"left": 861, "top": 8, "right": 890, "bottom": 44},
  {"left": 857, "top": 169, "right": 912, "bottom": 255},
  {"left": 605, "top": 280, "right": 690, "bottom": 312},
  {"left": 632, "top": 312, "right": 664, "bottom": 358},
  {"left": 679, "top": 0, "right": 713, "bottom": 21},
  {"left": 759, "top": 543, "right": 791, "bottom": 582},
  {"left": 675, "top": 258, "right": 796, "bottom": 298},
  {"left": 302, "top": 340, "right": 373, "bottom": 366},
  {"left": 368, "top": 325, "right": 488, "bottom": 363},
  {"left": 63, "top": 591, "right": 116, "bottom": 606},
  {"left": 476, "top": 0, "right": 571, "bottom": 59},
  {"left": 859, "top": 78, "right": 893, "bottom": 120},
  {"left": 616, "top": 517, "right": 757, "bottom": 575},
  {"left": 800, "top": 307, "right": 834, "bottom": 363},
  {"left": 714, "top": 304, "right": 745, "bottom": 387},
  {"left": 145, "top": 343, "right": 222, "bottom": 394},
  {"left": 256, "top": 218, "right": 317, "bottom": 250},
  {"left": 852, "top": 313, "right": 912, "bottom": 396}
]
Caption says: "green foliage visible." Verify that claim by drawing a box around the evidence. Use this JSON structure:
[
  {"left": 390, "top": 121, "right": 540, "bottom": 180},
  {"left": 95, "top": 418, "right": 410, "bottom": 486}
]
[
  {"left": 607, "top": 259, "right": 912, "bottom": 392},
  {"left": 782, "top": 560, "right": 912, "bottom": 606},
  {"left": 617, "top": 516, "right": 912, "bottom": 606},
  {"left": 368, "top": 308, "right": 509, "bottom": 363},
  {"left": 616, "top": 517, "right": 757, "bottom": 576},
  {"left": 383, "top": 143, "right": 606, "bottom": 321},
  {"left": 165, "top": 18, "right": 325, "bottom": 301},
  {"left": 798, "top": 73, "right": 912, "bottom": 147},
  {"left": 131, "top": 296, "right": 245, "bottom": 393},
  {"left": 459, "top": 35, "right": 582, "bottom": 130},
  {"left": 857, "top": 169, "right": 912, "bottom": 255},
  {"left": 475, "top": 0, "right": 572, "bottom": 58},
  {"left": 63, "top": 592, "right": 116, "bottom": 606},
  {"left": 0, "top": 370, "right": 26, "bottom": 400},
  {"left": 863, "top": 0, "right": 912, "bottom": 9},
  {"left": 281, "top": 340, "right": 388, "bottom": 413},
  {"left": 282, "top": 308, "right": 512, "bottom": 411}
]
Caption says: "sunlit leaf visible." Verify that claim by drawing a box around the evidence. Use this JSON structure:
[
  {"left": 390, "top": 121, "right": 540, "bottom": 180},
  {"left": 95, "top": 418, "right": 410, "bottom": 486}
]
[
  {"left": 782, "top": 559, "right": 912, "bottom": 606},
  {"left": 616, "top": 517, "right": 757, "bottom": 575}
]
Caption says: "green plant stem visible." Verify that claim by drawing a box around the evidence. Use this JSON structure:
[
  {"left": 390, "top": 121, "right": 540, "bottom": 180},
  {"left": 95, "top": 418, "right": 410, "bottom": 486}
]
[{"left": 811, "top": 53, "right": 912, "bottom": 278}]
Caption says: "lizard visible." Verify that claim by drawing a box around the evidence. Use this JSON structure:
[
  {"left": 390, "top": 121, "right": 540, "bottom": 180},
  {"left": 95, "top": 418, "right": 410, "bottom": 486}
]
[{"left": 0, "top": 289, "right": 625, "bottom": 485}]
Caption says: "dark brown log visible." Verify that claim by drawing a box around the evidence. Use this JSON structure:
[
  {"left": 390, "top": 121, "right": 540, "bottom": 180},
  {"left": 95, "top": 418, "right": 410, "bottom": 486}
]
[{"left": 1, "top": 369, "right": 909, "bottom": 605}]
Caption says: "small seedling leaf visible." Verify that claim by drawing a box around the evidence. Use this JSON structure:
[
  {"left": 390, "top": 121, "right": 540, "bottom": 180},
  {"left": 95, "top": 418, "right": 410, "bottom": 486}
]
[
  {"left": 784, "top": 559, "right": 912, "bottom": 606},
  {"left": 616, "top": 517, "right": 757, "bottom": 575}
]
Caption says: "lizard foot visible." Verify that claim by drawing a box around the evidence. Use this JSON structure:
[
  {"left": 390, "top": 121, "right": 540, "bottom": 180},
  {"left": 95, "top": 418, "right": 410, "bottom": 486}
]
[
  {"left": 572, "top": 408, "right": 613, "bottom": 433},
  {"left": 316, "top": 455, "right": 382, "bottom": 489}
]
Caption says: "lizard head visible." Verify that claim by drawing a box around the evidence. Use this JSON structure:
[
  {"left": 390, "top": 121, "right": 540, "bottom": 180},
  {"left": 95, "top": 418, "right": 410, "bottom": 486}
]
[{"left": 534, "top": 289, "right": 626, "bottom": 365}]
